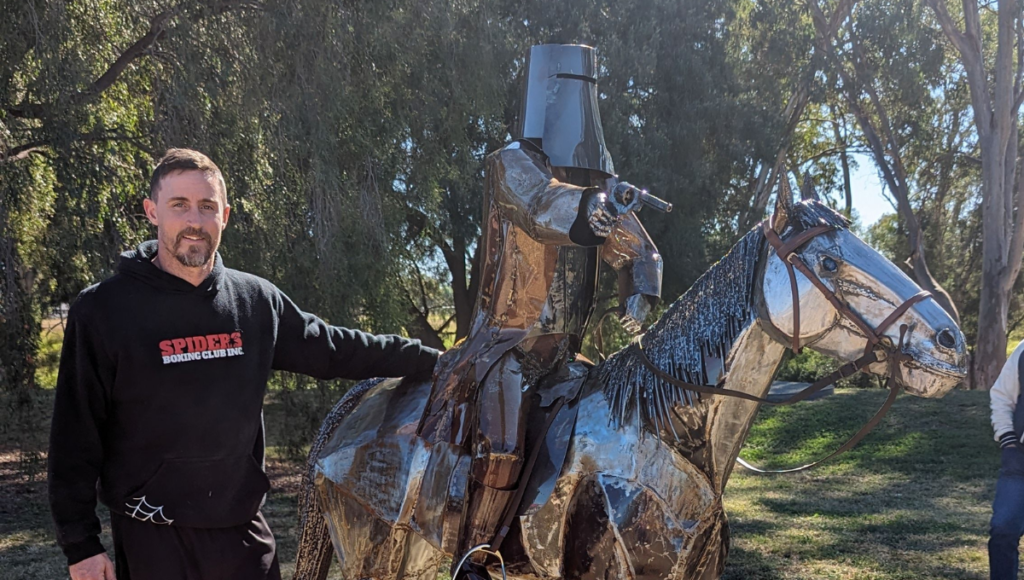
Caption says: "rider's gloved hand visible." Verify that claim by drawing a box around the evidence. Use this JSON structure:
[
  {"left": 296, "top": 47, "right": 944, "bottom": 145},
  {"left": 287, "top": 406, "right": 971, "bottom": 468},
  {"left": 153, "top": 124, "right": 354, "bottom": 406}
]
[
  {"left": 584, "top": 191, "right": 618, "bottom": 238},
  {"left": 619, "top": 294, "right": 653, "bottom": 335}
]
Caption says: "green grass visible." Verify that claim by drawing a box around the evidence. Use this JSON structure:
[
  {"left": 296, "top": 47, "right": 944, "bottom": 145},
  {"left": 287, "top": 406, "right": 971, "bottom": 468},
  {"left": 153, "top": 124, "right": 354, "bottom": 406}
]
[
  {"left": 0, "top": 388, "right": 1001, "bottom": 579},
  {"left": 722, "top": 389, "right": 995, "bottom": 580},
  {"left": 34, "top": 319, "right": 65, "bottom": 390}
]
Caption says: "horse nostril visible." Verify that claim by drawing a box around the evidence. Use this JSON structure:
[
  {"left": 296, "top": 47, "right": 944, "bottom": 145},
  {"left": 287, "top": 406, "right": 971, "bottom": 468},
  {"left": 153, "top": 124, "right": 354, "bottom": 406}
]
[{"left": 937, "top": 329, "right": 957, "bottom": 349}]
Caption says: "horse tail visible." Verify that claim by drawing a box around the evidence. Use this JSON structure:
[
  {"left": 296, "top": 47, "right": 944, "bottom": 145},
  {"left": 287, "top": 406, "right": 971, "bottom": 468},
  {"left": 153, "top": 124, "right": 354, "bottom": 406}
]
[{"left": 291, "top": 378, "right": 385, "bottom": 580}]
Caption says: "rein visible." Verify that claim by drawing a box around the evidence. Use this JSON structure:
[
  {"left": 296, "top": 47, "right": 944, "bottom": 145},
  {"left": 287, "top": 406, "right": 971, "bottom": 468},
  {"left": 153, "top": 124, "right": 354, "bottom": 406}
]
[{"left": 633, "top": 219, "right": 932, "bottom": 473}]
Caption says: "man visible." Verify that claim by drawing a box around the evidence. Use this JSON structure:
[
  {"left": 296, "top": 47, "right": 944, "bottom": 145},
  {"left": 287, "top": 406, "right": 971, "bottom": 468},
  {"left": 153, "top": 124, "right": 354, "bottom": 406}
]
[
  {"left": 48, "top": 148, "right": 440, "bottom": 580},
  {"left": 417, "top": 44, "right": 663, "bottom": 574},
  {"left": 991, "top": 340, "right": 1024, "bottom": 579}
]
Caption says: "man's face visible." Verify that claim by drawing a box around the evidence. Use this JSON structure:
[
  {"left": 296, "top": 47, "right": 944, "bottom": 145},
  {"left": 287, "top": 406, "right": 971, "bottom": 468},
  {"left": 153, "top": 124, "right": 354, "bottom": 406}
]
[{"left": 143, "top": 170, "right": 230, "bottom": 268}]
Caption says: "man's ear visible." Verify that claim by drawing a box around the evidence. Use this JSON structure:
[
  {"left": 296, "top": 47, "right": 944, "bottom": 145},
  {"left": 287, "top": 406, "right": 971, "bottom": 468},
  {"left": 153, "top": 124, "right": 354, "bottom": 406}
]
[
  {"left": 221, "top": 204, "right": 231, "bottom": 229},
  {"left": 143, "top": 197, "right": 159, "bottom": 226}
]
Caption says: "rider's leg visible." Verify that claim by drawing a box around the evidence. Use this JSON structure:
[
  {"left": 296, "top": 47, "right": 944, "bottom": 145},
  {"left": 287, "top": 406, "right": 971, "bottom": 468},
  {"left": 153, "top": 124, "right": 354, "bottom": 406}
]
[{"left": 460, "top": 351, "right": 527, "bottom": 555}]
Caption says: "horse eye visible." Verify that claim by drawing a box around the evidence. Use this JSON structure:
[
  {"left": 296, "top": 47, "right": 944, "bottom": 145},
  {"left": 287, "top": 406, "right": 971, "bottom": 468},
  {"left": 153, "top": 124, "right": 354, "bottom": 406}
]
[{"left": 821, "top": 256, "right": 839, "bottom": 272}]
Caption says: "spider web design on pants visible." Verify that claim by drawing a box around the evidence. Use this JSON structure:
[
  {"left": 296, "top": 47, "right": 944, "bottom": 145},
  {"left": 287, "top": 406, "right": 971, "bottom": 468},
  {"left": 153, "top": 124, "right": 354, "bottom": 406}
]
[{"left": 125, "top": 496, "right": 174, "bottom": 525}]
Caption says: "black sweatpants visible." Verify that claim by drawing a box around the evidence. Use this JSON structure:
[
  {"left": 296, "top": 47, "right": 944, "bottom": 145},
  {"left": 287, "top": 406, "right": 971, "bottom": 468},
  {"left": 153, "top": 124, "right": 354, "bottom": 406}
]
[{"left": 110, "top": 511, "right": 281, "bottom": 580}]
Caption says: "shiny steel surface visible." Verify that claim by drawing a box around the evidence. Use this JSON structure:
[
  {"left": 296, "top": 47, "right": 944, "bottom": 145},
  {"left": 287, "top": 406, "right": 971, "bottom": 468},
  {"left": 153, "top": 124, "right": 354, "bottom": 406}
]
[
  {"left": 517, "top": 44, "right": 615, "bottom": 177},
  {"left": 294, "top": 200, "right": 967, "bottom": 580},
  {"left": 419, "top": 141, "right": 662, "bottom": 449},
  {"left": 416, "top": 132, "right": 662, "bottom": 560},
  {"left": 772, "top": 228, "right": 967, "bottom": 397}
]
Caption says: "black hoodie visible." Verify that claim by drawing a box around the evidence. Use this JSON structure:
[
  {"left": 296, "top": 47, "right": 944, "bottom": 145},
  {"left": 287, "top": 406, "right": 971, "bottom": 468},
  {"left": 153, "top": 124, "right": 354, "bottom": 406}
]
[{"left": 47, "top": 241, "right": 440, "bottom": 565}]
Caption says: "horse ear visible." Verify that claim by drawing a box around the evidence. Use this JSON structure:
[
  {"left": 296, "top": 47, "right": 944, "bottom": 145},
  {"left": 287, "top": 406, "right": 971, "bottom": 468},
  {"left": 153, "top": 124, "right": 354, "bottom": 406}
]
[
  {"left": 771, "top": 176, "right": 793, "bottom": 231},
  {"left": 801, "top": 174, "right": 821, "bottom": 202}
]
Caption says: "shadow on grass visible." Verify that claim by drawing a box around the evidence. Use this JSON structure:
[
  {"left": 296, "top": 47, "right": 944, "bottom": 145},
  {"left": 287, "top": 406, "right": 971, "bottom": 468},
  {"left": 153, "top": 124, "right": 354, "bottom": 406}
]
[{"left": 720, "top": 544, "right": 786, "bottom": 580}]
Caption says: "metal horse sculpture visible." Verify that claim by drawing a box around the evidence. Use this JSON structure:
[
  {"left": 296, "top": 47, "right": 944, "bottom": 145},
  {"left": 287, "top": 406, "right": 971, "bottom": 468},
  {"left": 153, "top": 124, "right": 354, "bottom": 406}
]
[{"left": 292, "top": 196, "right": 967, "bottom": 580}]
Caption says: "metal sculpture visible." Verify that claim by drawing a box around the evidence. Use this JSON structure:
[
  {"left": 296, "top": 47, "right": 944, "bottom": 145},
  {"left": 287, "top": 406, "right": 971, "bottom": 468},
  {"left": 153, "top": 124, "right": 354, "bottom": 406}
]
[
  {"left": 417, "top": 43, "right": 664, "bottom": 567},
  {"left": 291, "top": 190, "right": 968, "bottom": 580}
]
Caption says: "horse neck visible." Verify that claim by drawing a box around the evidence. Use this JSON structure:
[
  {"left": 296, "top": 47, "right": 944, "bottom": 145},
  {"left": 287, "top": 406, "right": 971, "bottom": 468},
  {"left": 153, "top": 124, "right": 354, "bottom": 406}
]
[
  {"left": 598, "top": 227, "right": 788, "bottom": 491},
  {"left": 638, "top": 308, "right": 786, "bottom": 491},
  {"left": 701, "top": 322, "right": 786, "bottom": 490}
]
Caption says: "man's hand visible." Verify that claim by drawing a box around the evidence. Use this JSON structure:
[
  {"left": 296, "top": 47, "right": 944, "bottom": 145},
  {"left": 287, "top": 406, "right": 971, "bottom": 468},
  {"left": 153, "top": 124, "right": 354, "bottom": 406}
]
[
  {"left": 619, "top": 294, "right": 652, "bottom": 335},
  {"left": 1000, "top": 431, "right": 1021, "bottom": 450},
  {"left": 69, "top": 553, "right": 115, "bottom": 580},
  {"left": 584, "top": 191, "right": 619, "bottom": 238}
]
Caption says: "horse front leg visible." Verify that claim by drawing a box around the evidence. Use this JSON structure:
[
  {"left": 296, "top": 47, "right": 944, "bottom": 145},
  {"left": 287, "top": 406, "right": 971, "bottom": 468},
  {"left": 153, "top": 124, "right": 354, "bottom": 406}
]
[{"left": 563, "top": 474, "right": 683, "bottom": 580}]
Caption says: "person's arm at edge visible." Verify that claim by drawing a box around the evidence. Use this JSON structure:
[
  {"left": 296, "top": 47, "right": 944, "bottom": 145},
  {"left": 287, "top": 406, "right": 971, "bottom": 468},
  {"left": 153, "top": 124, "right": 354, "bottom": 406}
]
[
  {"left": 47, "top": 298, "right": 112, "bottom": 566},
  {"left": 991, "top": 340, "right": 1024, "bottom": 448},
  {"left": 270, "top": 287, "right": 440, "bottom": 381}
]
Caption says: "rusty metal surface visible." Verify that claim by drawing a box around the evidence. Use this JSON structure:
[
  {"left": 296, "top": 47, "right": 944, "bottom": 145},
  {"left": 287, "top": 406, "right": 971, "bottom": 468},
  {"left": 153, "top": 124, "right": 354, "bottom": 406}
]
[{"left": 299, "top": 200, "right": 967, "bottom": 580}]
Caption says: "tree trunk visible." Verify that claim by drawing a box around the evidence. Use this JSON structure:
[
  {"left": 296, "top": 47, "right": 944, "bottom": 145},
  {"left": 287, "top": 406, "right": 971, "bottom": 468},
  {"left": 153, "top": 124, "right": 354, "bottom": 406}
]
[
  {"left": 441, "top": 236, "right": 478, "bottom": 340},
  {"left": 0, "top": 200, "right": 37, "bottom": 394},
  {"left": 740, "top": 69, "right": 816, "bottom": 232},
  {"left": 973, "top": 127, "right": 1020, "bottom": 388},
  {"left": 405, "top": 307, "right": 446, "bottom": 350},
  {"left": 830, "top": 107, "right": 854, "bottom": 216},
  {"left": 928, "top": 0, "right": 1024, "bottom": 389}
]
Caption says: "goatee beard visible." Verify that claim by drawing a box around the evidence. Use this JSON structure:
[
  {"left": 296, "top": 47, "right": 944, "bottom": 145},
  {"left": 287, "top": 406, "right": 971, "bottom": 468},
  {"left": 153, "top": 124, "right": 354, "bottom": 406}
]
[{"left": 173, "top": 228, "right": 214, "bottom": 268}]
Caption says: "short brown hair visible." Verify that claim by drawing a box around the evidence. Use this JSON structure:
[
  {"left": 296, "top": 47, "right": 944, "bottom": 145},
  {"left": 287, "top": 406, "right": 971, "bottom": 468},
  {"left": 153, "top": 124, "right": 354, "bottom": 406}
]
[{"left": 150, "top": 148, "right": 227, "bottom": 203}]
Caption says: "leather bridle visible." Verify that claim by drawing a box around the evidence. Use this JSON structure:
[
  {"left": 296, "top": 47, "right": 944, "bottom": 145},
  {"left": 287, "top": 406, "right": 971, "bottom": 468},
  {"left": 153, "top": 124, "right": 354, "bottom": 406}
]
[{"left": 633, "top": 218, "right": 932, "bottom": 473}]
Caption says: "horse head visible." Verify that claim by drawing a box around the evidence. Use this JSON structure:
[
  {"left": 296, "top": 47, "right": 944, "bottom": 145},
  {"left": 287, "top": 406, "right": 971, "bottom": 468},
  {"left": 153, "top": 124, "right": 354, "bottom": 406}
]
[{"left": 761, "top": 190, "right": 967, "bottom": 398}]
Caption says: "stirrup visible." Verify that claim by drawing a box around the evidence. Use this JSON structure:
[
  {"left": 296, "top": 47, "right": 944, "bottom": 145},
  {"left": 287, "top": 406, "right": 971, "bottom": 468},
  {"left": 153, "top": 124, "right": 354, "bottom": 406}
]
[{"left": 453, "top": 543, "right": 507, "bottom": 580}]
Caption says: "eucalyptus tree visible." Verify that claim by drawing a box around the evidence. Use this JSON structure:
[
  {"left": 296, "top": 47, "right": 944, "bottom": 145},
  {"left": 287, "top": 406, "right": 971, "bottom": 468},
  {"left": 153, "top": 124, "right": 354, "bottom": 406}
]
[
  {"left": 927, "top": 0, "right": 1024, "bottom": 388},
  {"left": 808, "top": 0, "right": 961, "bottom": 323}
]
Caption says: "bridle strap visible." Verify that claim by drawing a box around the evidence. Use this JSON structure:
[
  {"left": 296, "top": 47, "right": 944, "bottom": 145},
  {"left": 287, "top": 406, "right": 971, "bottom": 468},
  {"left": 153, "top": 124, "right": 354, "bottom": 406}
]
[
  {"left": 763, "top": 223, "right": 825, "bottom": 352},
  {"left": 736, "top": 373, "right": 902, "bottom": 473},
  {"left": 762, "top": 221, "right": 882, "bottom": 346},
  {"left": 872, "top": 291, "right": 930, "bottom": 347},
  {"left": 738, "top": 324, "right": 912, "bottom": 473},
  {"left": 633, "top": 337, "right": 879, "bottom": 406}
]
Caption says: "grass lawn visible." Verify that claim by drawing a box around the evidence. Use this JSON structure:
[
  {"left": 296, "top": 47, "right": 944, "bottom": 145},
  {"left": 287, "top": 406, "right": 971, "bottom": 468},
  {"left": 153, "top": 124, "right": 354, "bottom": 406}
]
[
  {"left": 0, "top": 388, "right": 1000, "bottom": 579},
  {"left": 722, "top": 388, "right": 996, "bottom": 580}
]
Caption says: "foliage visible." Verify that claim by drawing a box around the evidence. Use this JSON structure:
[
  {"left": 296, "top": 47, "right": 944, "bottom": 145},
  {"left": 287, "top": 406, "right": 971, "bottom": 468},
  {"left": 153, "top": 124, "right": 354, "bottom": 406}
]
[
  {"left": 2, "top": 0, "right": 1014, "bottom": 460},
  {"left": 1, "top": 0, "right": 801, "bottom": 455},
  {"left": 776, "top": 349, "right": 878, "bottom": 389}
]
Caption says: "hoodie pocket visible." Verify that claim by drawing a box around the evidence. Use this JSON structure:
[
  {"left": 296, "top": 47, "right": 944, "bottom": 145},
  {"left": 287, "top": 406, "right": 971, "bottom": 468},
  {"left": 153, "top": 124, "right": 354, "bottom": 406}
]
[{"left": 123, "top": 455, "right": 270, "bottom": 528}]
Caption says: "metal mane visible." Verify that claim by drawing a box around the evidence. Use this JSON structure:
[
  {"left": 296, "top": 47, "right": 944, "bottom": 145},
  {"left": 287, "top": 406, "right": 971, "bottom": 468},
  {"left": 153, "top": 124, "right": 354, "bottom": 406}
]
[{"left": 599, "top": 200, "right": 849, "bottom": 434}]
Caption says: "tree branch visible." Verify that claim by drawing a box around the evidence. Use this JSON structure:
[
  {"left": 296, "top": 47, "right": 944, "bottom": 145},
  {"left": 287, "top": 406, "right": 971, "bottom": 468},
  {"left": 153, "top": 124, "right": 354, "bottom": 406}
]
[
  {"left": 0, "top": 144, "right": 49, "bottom": 164},
  {"left": 927, "top": 0, "right": 972, "bottom": 53},
  {"left": 1, "top": 130, "right": 149, "bottom": 165},
  {"left": 5, "top": 1, "right": 260, "bottom": 120},
  {"left": 5, "top": 8, "right": 178, "bottom": 119},
  {"left": 928, "top": 0, "right": 993, "bottom": 140}
]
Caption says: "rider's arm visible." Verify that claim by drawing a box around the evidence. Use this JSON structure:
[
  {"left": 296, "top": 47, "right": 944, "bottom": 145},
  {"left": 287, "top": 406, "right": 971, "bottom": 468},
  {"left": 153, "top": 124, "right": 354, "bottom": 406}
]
[
  {"left": 270, "top": 286, "right": 440, "bottom": 381},
  {"left": 991, "top": 341, "right": 1024, "bottom": 447},
  {"left": 48, "top": 294, "right": 112, "bottom": 566},
  {"left": 490, "top": 142, "right": 604, "bottom": 246},
  {"left": 601, "top": 212, "right": 663, "bottom": 307}
]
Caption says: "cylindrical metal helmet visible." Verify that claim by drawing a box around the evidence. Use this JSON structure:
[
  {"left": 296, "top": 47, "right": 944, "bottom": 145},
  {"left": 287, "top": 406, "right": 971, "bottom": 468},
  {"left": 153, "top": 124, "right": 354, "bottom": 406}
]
[{"left": 516, "top": 44, "right": 615, "bottom": 178}]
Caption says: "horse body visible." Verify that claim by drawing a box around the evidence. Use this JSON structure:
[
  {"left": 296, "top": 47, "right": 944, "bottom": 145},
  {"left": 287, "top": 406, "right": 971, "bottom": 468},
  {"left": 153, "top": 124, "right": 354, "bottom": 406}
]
[
  {"left": 293, "top": 200, "right": 967, "bottom": 580},
  {"left": 304, "top": 371, "right": 729, "bottom": 580}
]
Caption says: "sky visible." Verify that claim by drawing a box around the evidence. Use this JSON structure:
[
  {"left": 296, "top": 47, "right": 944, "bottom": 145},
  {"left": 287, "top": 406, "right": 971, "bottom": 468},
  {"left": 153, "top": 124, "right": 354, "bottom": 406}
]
[{"left": 846, "top": 152, "right": 896, "bottom": 230}]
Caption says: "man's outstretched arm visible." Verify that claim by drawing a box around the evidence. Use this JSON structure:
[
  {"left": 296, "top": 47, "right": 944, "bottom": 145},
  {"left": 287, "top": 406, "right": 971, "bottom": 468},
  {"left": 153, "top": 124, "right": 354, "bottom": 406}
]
[{"left": 270, "top": 287, "right": 440, "bottom": 381}]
